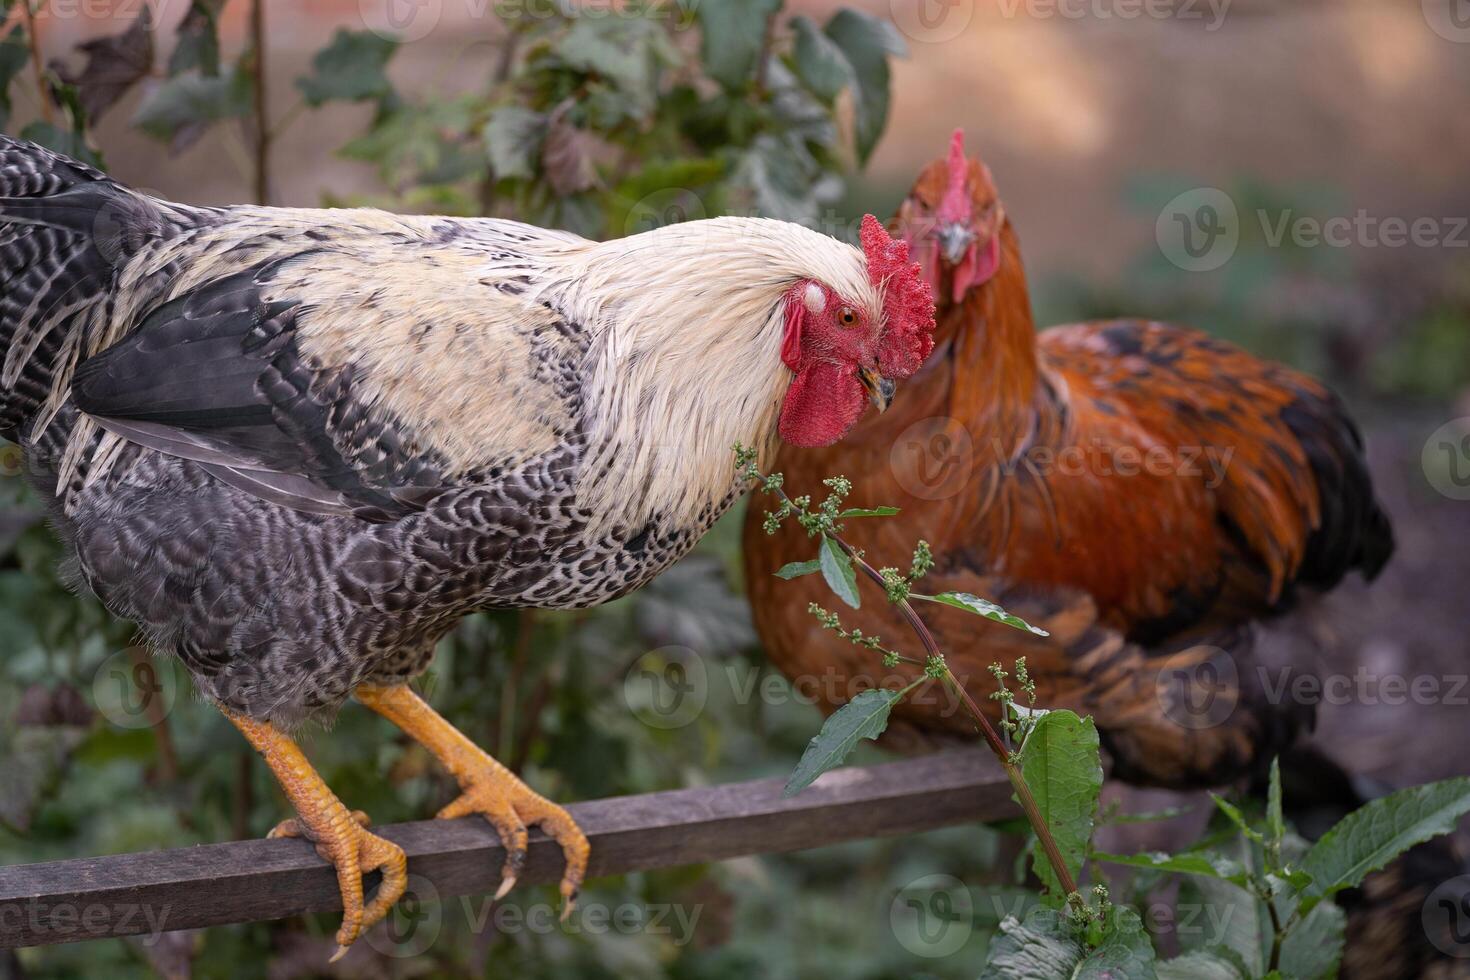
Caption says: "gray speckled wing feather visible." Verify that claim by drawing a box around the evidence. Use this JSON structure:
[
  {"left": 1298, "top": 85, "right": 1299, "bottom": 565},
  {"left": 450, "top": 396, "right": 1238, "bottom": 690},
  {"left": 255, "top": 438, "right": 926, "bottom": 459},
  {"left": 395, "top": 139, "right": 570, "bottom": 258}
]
[{"left": 70, "top": 243, "right": 587, "bottom": 522}]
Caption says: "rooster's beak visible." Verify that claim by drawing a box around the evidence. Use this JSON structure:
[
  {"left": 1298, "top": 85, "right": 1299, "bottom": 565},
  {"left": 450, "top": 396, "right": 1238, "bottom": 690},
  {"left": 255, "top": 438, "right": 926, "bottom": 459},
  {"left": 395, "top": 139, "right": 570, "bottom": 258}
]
[
  {"left": 859, "top": 366, "right": 895, "bottom": 413},
  {"left": 937, "top": 222, "right": 975, "bottom": 265}
]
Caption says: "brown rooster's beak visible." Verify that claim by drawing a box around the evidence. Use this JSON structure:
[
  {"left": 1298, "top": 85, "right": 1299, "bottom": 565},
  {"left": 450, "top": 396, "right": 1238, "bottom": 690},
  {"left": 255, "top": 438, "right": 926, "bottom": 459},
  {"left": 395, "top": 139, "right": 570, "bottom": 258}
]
[
  {"left": 937, "top": 222, "right": 975, "bottom": 265},
  {"left": 859, "top": 366, "right": 895, "bottom": 413}
]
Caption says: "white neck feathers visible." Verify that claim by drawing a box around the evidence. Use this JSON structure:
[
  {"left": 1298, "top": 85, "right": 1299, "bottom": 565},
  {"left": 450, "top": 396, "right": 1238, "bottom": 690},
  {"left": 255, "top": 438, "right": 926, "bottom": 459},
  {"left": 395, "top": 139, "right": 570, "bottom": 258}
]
[{"left": 536, "top": 217, "right": 879, "bottom": 535}]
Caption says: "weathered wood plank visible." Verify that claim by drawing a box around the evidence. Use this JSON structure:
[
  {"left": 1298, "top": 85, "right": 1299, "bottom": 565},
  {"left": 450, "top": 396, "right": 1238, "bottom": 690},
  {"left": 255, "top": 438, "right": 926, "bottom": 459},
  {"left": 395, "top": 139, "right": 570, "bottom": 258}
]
[{"left": 0, "top": 751, "right": 1012, "bottom": 949}]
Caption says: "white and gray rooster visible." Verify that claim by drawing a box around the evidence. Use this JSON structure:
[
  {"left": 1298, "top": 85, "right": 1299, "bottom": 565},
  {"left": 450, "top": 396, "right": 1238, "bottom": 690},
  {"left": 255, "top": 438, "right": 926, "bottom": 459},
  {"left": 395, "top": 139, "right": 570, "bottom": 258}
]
[{"left": 0, "top": 136, "right": 935, "bottom": 956}]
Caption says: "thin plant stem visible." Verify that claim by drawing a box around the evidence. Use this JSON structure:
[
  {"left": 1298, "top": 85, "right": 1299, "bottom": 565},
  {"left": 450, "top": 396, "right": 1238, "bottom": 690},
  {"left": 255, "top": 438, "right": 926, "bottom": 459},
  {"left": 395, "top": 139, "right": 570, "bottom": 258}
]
[
  {"left": 126, "top": 645, "right": 179, "bottom": 783},
  {"left": 764, "top": 482, "right": 1080, "bottom": 896},
  {"left": 21, "top": 1, "right": 54, "bottom": 126},
  {"left": 266, "top": 96, "right": 305, "bottom": 143},
  {"left": 1265, "top": 889, "right": 1284, "bottom": 973},
  {"left": 497, "top": 608, "right": 536, "bottom": 759},
  {"left": 249, "top": 0, "right": 271, "bottom": 206},
  {"left": 477, "top": 27, "right": 522, "bottom": 216}
]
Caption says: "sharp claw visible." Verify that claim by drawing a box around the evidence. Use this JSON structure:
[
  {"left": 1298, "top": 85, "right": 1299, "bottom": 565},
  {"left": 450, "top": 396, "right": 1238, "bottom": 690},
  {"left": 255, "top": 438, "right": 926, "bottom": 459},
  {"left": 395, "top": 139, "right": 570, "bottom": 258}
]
[
  {"left": 335, "top": 909, "right": 363, "bottom": 952},
  {"left": 296, "top": 819, "right": 405, "bottom": 964},
  {"left": 429, "top": 771, "right": 588, "bottom": 930}
]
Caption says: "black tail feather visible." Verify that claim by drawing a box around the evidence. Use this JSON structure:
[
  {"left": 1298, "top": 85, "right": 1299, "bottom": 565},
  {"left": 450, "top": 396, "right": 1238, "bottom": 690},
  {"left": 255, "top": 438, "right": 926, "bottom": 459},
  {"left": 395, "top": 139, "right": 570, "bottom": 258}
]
[
  {"left": 0, "top": 136, "right": 177, "bottom": 441},
  {"left": 1280, "top": 390, "right": 1394, "bottom": 589}
]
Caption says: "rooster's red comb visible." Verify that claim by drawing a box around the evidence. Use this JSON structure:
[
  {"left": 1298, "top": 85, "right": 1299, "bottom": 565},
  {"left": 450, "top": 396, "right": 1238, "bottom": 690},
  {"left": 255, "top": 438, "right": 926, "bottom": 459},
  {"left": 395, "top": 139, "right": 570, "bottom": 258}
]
[
  {"left": 860, "top": 213, "right": 936, "bottom": 379},
  {"left": 937, "top": 128, "right": 972, "bottom": 225}
]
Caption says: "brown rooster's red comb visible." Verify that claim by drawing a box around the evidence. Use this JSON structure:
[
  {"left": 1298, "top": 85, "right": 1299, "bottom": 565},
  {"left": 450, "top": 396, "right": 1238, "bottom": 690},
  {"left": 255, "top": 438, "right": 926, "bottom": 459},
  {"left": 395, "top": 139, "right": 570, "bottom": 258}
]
[
  {"left": 861, "top": 213, "right": 936, "bottom": 378},
  {"left": 937, "top": 128, "right": 972, "bottom": 225}
]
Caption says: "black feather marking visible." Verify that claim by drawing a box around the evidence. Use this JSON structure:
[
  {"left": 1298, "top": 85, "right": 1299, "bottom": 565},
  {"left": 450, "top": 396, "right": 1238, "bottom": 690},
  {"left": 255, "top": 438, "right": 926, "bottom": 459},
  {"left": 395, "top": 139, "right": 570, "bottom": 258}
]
[
  {"left": 1278, "top": 394, "right": 1393, "bottom": 586},
  {"left": 0, "top": 135, "right": 193, "bottom": 438},
  {"left": 71, "top": 258, "right": 454, "bottom": 522}
]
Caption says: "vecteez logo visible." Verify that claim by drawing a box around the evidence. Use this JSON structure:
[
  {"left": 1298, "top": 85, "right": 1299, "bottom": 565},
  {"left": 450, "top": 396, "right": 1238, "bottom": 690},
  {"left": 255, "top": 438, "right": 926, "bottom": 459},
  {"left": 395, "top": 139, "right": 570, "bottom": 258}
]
[
  {"left": 623, "top": 645, "right": 708, "bottom": 729},
  {"left": 1156, "top": 188, "right": 1239, "bottom": 273}
]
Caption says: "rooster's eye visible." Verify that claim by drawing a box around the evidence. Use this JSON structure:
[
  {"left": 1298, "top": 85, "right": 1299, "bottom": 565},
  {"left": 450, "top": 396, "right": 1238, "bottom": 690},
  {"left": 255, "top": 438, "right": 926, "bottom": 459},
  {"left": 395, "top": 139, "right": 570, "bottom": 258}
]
[{"left": 838, "top": 307, "right": 857, "bottom": 327}]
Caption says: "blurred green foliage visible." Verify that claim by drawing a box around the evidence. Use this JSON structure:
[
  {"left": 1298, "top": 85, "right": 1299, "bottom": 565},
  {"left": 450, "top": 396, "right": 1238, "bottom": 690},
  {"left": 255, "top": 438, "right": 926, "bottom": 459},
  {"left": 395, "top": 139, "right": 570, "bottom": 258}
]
[{"left": 326, "top": 0, "right": 905, "bottom": 238}]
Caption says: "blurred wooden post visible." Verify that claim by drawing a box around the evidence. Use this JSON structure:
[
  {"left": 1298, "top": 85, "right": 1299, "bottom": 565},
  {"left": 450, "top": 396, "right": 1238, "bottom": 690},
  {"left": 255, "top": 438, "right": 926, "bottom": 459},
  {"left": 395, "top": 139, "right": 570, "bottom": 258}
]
[{"left": 0, "top": 751, "right": 1012, "bottom": 948}]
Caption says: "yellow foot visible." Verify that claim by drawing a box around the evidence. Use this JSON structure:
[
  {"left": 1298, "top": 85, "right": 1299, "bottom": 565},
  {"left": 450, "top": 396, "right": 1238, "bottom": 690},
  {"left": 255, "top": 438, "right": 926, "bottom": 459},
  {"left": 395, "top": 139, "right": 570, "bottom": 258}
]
[
  {"left": 269, "top": 809, "right": 370, "bottom": 844},
  {"left": 355, "top": 683, "right": 590, "bottom": 916},
  {"left": 313, "top": 814, "right": 407, "bottom": 962},
  {"left": 439, "top": 770, "right": 589, "bottom": 915},
  {"left": 224, "top": 710, "right": 408, "bottom": 960}
]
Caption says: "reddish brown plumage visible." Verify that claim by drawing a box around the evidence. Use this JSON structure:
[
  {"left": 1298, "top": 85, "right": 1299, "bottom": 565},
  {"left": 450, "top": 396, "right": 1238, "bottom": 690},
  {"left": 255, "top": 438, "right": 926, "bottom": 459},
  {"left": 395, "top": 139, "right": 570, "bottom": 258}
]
[{"left": 743, "top": 135, "right": 1392, "bottom": 788}]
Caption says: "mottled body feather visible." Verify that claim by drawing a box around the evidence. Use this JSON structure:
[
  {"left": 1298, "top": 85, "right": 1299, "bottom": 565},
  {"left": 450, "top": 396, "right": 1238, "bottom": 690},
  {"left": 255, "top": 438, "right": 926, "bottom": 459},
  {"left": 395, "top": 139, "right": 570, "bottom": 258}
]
[{"left": 0, "top": 136, "right": 879, "bottom": 724}]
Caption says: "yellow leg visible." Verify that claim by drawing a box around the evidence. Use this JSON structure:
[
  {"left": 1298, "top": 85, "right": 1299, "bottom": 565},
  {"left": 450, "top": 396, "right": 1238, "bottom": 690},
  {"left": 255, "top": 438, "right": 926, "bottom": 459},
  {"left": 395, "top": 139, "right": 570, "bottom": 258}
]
[
  {"left": 224, "top": 709, "right": 407, "bottom": 961},
  {"left": 355, "top": 683, "right": 589, "bottom": 915}
]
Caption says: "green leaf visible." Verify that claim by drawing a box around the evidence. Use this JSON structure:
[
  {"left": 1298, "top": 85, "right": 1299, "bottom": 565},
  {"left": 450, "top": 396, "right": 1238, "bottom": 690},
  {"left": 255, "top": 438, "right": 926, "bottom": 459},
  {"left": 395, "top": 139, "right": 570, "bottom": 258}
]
[
  {"left": 822, "top": 9, "right": 905, "bottom": 164},
  {"left": 1209, "top": 794, "right": 1264, "bottom": 844},
  {"left": 789, "top": 15, "right": 851, "bottom": 105},
  {"left": 0, "top": 726, "right": 88, "bottom": 834},
  {"left": 1095, "top": 850, "right": 1252, "bottom": 887},
  {"left": 837, "top": 506, "right": 899, "bottom": 519},
  {"left": 1279, "top": 899, "right": 1345, "bottom": 980},
  {"left": 611, "top": 156, "right": 724, "bottom": 209},
  {"left": 169, "top": 0, "right": 226, "bottom": 77},
  {"left": 132, "top": 68, "right": 251, "bottom": 153},
  {"left": 729, "top": 133, "right": 821, "bottom": 223},
  {"left": 1266, "top": 756, "right": 1285, "bottom": 847},
  {"left": 296, "top": 29, "right": 397, "bottom": 106},
  {"left": 554, "top": 18, "right": 678, "bottom": 112},
  {"left": 782, "top": 688, "right": 901, "bottom": 796},
  {"left": 548, "top": 192, "right": 605, "bottom": 240},
  {"left": 696, "top": 0, "right": 780, "bottom": 90},
  {"left": 482, "top": 105, "right": 547, "bottom": 181},
  {"left": 774, "top": 560, "right": 820, "bottom": 580},
  {"left": 1077, "top": 907, "right": 1157, "bottom": 979},
  {"left": 338, "top": 95, "right": 483, "bottom": 190},
  {"left": 979, "top": 909, "right": 1084, "bottom": 980},
  {"left": 1300, "top": 776, "right": 1470, "bottom": 905},
  {"left": 0, "top": 24, "right": 29, "bottom": 131},
  {"left": 1157, "top": 950, "right": 1249, "bottom": 980},
  {"left": 1018, "top": 709, "right": 1102, "bottom": 898},
  {"left": 1263, "top": 759, "right": 1288, "bottom": 873},
  {"left": 47, "top": 76, "right": 90, "bottom": 132},
  {"left": 914, "top": 592, "right": 1048, "bottom": 635},
  {"left": 18, "top": 122, "right": 103, "bottom": 169},
  {"left": 1178, "top": 870, "right": 1271, "bottom": 974},
  {"left": 818, "top": 534, "right": 860, "bottom": 609}
]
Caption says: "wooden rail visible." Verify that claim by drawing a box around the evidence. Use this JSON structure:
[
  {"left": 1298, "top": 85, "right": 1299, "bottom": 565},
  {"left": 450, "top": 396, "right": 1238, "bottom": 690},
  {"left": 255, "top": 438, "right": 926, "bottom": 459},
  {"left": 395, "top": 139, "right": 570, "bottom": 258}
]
[{"left": 0, "top": 751, "right": 1012, "bottom": 949}]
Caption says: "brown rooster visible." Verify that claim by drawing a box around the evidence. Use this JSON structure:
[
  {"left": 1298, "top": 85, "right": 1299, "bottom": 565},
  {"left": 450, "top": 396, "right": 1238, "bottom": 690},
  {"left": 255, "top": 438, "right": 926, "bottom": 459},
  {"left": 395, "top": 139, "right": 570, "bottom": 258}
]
[
  {"left": 744, "top": 131, "right": 1393, "bottom": 789},
  {"left": 0, "top": 136, "right": 934, "bottom": 954}
]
